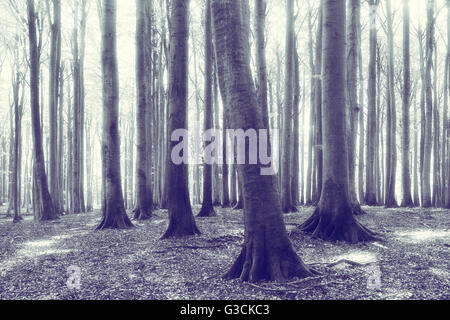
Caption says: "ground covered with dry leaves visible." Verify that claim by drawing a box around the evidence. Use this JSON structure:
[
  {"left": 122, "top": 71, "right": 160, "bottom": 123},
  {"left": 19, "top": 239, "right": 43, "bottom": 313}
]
[{"left": 0, "top": 206, "right": 448, "bottom": 300}]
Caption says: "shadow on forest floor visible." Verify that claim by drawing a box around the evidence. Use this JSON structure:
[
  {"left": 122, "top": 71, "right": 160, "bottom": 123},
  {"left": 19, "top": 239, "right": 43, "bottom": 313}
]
[{"left": 0, "top": 205, "right": 448, "bottom": 300}]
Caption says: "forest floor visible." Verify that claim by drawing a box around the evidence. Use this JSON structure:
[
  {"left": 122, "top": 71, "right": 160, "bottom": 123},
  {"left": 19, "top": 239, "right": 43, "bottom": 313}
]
[{"left": 0, "top": 205, "right": 448, "bottom": 300}]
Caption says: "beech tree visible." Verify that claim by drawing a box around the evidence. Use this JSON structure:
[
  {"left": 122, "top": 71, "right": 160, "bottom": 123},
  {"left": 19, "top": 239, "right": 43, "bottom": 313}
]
[
  {"left": 300, "top": 0, "right": 379, "bottom": 243},
  {"left": 133, "top": 0, "right": 153, "bottom": 220},
  {"left": 162, "top": 0, "right": 200, "bottom": 238},
  {"left": 96, "top": 0, "right": 134, "bottom": 230},
  {"left": 27, "top": 0, "right": 58, "bottom": 222},
  {"left": 212, "top": 0, "right": 316, "bottom": 282}
]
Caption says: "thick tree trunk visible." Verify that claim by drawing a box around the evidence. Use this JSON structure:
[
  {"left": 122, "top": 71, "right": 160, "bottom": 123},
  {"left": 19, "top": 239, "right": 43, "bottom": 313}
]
[
  {"left": 133, "top": 0, "right": 153, "bottom": 220},
  {"left": 301, "top": 0, "right": 378, "bottom": 243},
  {"left": 212, "top": 0, "right": 315, "bottom": 282},
  {"left": 97, "top": 0, "right": 133, "bottom": 230},
  {"left": 198, "top": 0, "right": 216, "bottom": 218},
  {"left": 27, "top": 0, "right": 58, "bottom": 222},
  {"left": 162, "top": 0, "right": 200, "bottom": 238}
]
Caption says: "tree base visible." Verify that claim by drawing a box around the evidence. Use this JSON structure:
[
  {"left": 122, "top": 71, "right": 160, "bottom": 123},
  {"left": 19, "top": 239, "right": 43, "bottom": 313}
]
[
  {"left": 96, "top": 211, "right": 134, "bottom": 230},
  {"left": 197, "top": 204, "right": 217, "bottom": 217},
  {"left": 13, "top": 215, "right": 23, "bottom": 223},
  {"left": 301, "top": 207, "right": 380, "bottom": 243},
  {"left": 233, "top": 201, "right": 243, "bottom": 210},
  {"left": 223, "top": 233, "right": 318, "bottom": 282},
  {"left": 133, "top": 207, "right": 152, "bottom": 220},
  {"left": 352, "top": 203, "right": 367, "bottom": 215}
]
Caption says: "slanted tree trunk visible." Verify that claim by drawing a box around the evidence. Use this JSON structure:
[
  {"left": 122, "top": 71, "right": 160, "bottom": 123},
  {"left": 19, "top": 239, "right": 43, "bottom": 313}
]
[
  {"left": 281, "top": 0, "right": 296, "bottom": 213},
  {"left": 401, "top": 0, "right": 413, "bottom": 207},
  {"left": 422, "top": 0, "right": 434, "bottom": 208},
  {"left": 300, "top": 0, "right": 378, "bottom": 243},
  {"left": 212, "top": 0, "right": 316, "bottom": 282},
  {"left": 27, "top": 0, "right": 58, "bottom": 222},
  {"left": 365, "top": 0, "right": 379, "bottom": 206},
  {"left": 133, "top": 0, "right": 153, "bottom": 220},
  {"left": 162, "top": 0, "right": 200, "bottom": 238},
  {"left": 347, "top": 0, "right": 365, "bottom": 215},
  {"left": 97, "top": 0, "right": 133, "bottom": 230},
  {"left": 198, "top": 0, "right": 216, "bottom": 218}
]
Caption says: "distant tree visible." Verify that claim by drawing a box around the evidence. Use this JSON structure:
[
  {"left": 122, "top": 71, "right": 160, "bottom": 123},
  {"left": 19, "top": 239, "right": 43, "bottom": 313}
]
[
  {"left": 300, "top": 0, "right": 379, "bottom": 242},
  {"left": 212, "top": 0, "right": 316, "bottom": 282},
  {"left": 97, "top": 0, "right": 133, "bottom": 230}
]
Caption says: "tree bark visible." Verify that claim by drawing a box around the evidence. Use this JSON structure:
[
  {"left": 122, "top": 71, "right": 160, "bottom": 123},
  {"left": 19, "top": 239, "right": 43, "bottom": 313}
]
[
  {"left": 212, "top": 0, "right": 316, "bottom": 282},
  {"left": 133, "top": 0, "right": 153, "bottom": 220},
  {"left": 97, "top": 0, "right": 134, "bottom": 230},
  {"left": 198, "top": 0, "right": 216, "bottom": 217},
  {"left": 162, "top": 0, "right": 200, "bottom": 238},
  {"left": 301, "top": 0, "right": 378, "bottom": 243},
  {"left": 27, "top": 0, "right": 58, "bottom": 222}
]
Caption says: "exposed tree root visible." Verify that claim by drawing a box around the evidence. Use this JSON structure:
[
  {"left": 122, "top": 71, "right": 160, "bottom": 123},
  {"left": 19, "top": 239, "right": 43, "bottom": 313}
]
[
  {"left": 352, "top": 203, "right": 367, "bottom": 215},
  {"left": 301, "top": 207, "right": 381, "bottom": 243},
  {"left": 246, "top": 279, "right": 344, "bottom": 293},
  {"left": 197, "top": 205, "right": 217, "bottom": 217},
  {"left": 233, "top": 201, "right": 243, "bottom": 210},
  {"left": 223, "top": 233, "right": 318, "bottom": 283},
  {"left": 309, "top": 259, "right": 375, "bottom": 268},
  {"left": 161, "top": 213, "right": 201, "bottom": 239},
  {"left": 96, "top": 209, "right": 134, "bottom": 230},
  {"left": 132, "top": 207, "right": 152, "bottom": 220}
]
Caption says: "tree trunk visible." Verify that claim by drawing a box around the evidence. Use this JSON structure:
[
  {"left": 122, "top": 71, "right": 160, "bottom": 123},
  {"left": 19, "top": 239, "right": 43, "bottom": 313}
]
[
  {"left": 422, "top": 0, "right": 434, "bottom": 208},
  {"left": 365, "top": 0, "right": 378, "bottom": 206},
  {"left": 162, "top": 0, "right": 200, "bottom": 238},
  {"left": 48, "top": 0, "right": 62, "bottom": 215},
  {"left": 212, "top": 0, "right": 316, "bottom": 282},
  {"left": 385, "top": 0, "right": 398, "bottom": 208},
  {"left": 27, "top": 0, "right": 58, "bottom": 222},
  {"left": 347, "top": 0, "right": 365, "bottom": 215},
  {"left": 281, "top": 0, "right": 296, "bottom": 213},
  {"left": 133, "top": 0, "right": 153, "bottom": 220},
  {"left": 401, "top": 0, "right": 413, "bottom": 207},
  {"left": 97, "top": 0, "right": 133, "bottom": 230},
  {"left": 198, "top": 0, "right": 216, "bottom": 217},
  {"left": 301, "top": 0, "right": 378, "bottom": 243}
]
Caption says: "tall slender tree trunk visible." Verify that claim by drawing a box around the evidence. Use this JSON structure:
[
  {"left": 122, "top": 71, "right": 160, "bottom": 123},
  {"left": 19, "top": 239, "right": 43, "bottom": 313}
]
[
  {"left": 27, "top": 0, "right": 58, "bottom": 222},
  {"left": 422, "top": 0, "right": 435, "bottom": 208},
  {"left": 281, "top": 0, "right": 296, "bottom": 213},
  {"left": 162, "top": 0, "right": 200, "bottom": 238},
  {"left": 198, "top": 0, "right": 216, "bottom": 217},
  {"left": 365, "top": 0, "right": 378, "bottom": 206},
  {"left": 385, "top": 0, "right": 398, "bottom": 208},
  {"left": 401, "top": 0, "right": 413, "bottom": 207},
  {"left": 301, "top": 0, "right": 378, "bottom": 243},
  {"left": 347, "top": 0, "right": 365, "bottom": 215},
  {"left": 96, "top": 0, "right": 133, "bottom": 230},
  {"left": 48, "top": 0, "right": 62, "bottom": 214},
  {"left": 133, "top": 0, "right": 153, "bottom": 220}
]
